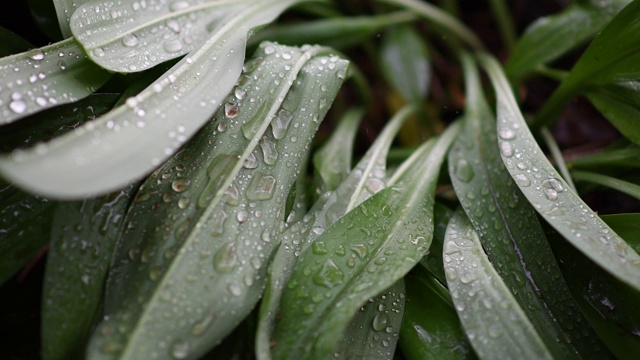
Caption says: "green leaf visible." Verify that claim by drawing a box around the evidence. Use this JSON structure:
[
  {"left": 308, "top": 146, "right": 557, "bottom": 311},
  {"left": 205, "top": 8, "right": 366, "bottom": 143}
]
[
  {"left": 0, "top": 185, "right": 54, "bottom": 285},
  {"left": 546, "top": 225, "right": 640, "bottom": 360},
  {"left": 256, "top": 105, "right": 413, "bottom": 360},
  {"left": 0, "top": 38, "right": 112, "bottom": 125},
  {"left": 533, "top": 0, "right": 640, "bottom": 129},
  {"left": 419, "top": 202, "right": 454, "bottom": 285},
  {"left": 0, "top": 1, "right": 305, "bottom": 199},
  {"left": 71, "top": 0, "right": 260, "bottom": 73},
  {"left": 572, "top": 170, "right": 640, "bottom": 201},
  {"left": 52, "top": 0, "right": 91, "bottom": 38},
  {"left": 42, "top": 186, "right": 136, "bottom": 360},
  {"left": 506, "top": 0, "right": 630, "bottom": 82},
  {"left": 86, "top": 43, "right": 347, "bottom": 360},
  {"left": 586, "top": 90, "right": 640, "bottom": 146},
  {"left": 399, "top": 267, "right": 475, "bottom": 360},
  {"left": 601, "top": 213, "right": 640, "bottom": 252},
  {"left": 480, "top": 53, "right": 640, "bottom": 292},
  {"left": 333, "top": 280, "right": 405, "bottom": 359},
  {"left": 272, "top": 121, "right": 461, "bottom": 359},
  {"left": 568, "top": 141, "right": 640, "bottom": 170},
  {"left": 380, "top": 24, "right": 431, "bottom": 103},
  {"left": 443, "top": 209, "right": 553, "bottom": 360},
  {"left": 313, "top": 107, "right": 363, "bottom": 192},
  {"left": 450, "top": 54, "right": 605, "bottom": 358}
]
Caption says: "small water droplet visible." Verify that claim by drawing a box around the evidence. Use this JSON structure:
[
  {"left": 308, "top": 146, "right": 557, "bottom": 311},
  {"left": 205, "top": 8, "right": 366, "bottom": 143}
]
[
  {"left": 9, "top": 99, "right": 27, "bottom": 114},
  {"left": 178, "top": 197, "right": 190, "bottom": 209},
  {"left": 498, "top": 127, "right": 516, "bottom": 140},
  {"left": 213, "top": 242, "right": 237, "bottom": 273},
  {"left": 514, "top": 173, "right": 531, "bottom": 187},
  {"left": 247, "top": 172, "right": 277, "bottom": 201},
  {"left": 171, "top": 340, "right": 189, "bottom": 359},
  {"left": 236, "top": 210, "right": 248, "bottom": 223},
  {"left": 163, "top": 39, "right": 183, "bottom": 53},
  {"left": 372, "top": 313, "right": 390, "bottom": 331},
  {"left": 169, "top": 1, "right": 189, "bottom": 12},
  {"left": 166, "top": 19, "right": 181, "bottom": 33},
  {"left": 312, "top": 242, "right": 328, "bottom": 255},
  {"left": 365, "top": 178, "right": 385, "bottom": 193},
  {"left": 93, "top": 48, "right": 105, "bottom": 57},
  {"left": 272, "top": 109, "right": 293, "bottom": 139},
  {"left": 224, "top": 102, "right": 239, "bottom": 118},
  {"left": 29, "top": 49, "right": 45, "bottom": 61},
  {"left": 172, "top": 178, "right": 190, "bottom": 192},
  {"left": 228, "top": 283, "right": 243, "bottom": 296},
  {"left": 243, "top": 152, "right": 258, "bottom": 169},
  {"left": 454, "top": 158, "right": 475, "bottom": 182}
]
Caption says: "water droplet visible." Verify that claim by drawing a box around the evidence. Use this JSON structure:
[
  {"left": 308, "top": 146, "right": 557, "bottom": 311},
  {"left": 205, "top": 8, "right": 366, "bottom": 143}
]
[
  {"left": 171, "top": 340, "right": 189, "bottom": 359},
  {"left": 199, "top": 154, "right": 237, "bottom": 208},
  {"left": 213, "top": 242, "right": 237, "bottom": 272},
  {"left": 454, "top": 158, "right": 475, "bottom": 182},
  {"left": 543, "top": 188, "right": 558, "bottom": 201},
  {"left": 9, "top": 99, "right": 27, "bottom": 114},
  {"left": 247, "top": 172, "right": 277, "bottom": 201},
  {"left": 313, "top": 259, "right": 344, "bottom": 288},
  {"left": 260, "top": 136, "right": 278, "bottom": 165},
  {"left": 93, "top": 48, "right": 105, "bottom": 57},
  {"left": 224, "top": 102, "right": 239, "bottom": 118},
  {"left": 29, "top": 49, "right": 45, "bottom": 61},
  {"left": 122, "top": 34, "right": 139, "bottom": 47},
  {"left": 365, "top": 178, "right": 385, "bottom": 193},
  {"left": 228, "top": 283, "right": 243, "bottom": 296},
  {"left": 272, "top": 109, "right": 293, "bottom": 139},
  {"left": 169, "top": 1, "right": 189, "bottom": 12},
  {"left": 499, "top": 141, "right": 514, "bottom": 157},
  {"left": 178, "top": 197, "right": 190, "bottom": 209},
  {"left": 166, "top": 19, "right": 181, "bottom": 33},
  {"left": 350, "top": 244, "right": 368, "bottom": 259},
  {"left": 372, "top": 313, "right": 390, "bottom": 331},
  {"left": 163, "top": 40, "right": 183, "bottom": 53},
  {"left": 312, "top": 242, "right": 328, "bottom": 255},
  {"left": 191, "top": 313, "right": 215, "bottom": 336},
  {"left": 171, "top": 178, "right": 190, "bottom": 192},
  {"left": 236, "top": 210, "right": 248, "bottom": 223},
  {"left": 514, "top": 173, "right": 531, "bottom": 187},
  {"left": 244, "top": 152, "right": 258, "bottom": 169},
  {"left": 210, "top": 210, "right": 228, "bottom": 236},
  {"left": 498, "top": 127, "right": 515, "bottom": 140}
]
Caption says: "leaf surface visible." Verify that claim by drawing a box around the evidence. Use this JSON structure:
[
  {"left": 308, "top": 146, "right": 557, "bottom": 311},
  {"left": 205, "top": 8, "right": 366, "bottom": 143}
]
[
  {"left": 53, "top": 0, "right": 91, "bottom": 38},
  {"left": 480, "top": 53, "right": 640, "bottom": 292},
  {"left": 443, "top": 209, "right": 552, "bottom": 360},
  {"left": 0, "top": 38, "right": 111, "bottom": 125},
  {"left": 86, "top": 43, "right": 347, "bottom": 360}
]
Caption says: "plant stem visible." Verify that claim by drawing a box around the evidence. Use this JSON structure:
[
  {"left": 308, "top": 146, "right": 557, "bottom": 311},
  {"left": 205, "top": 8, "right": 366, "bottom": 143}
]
[{"left": 540, "top": 127, "right": 576, "bottom": 192}]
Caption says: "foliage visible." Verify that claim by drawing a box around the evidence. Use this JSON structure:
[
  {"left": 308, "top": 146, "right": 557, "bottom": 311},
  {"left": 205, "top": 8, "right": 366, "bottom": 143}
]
[{"left": 1, "top": 0, "right": 639, "bottom": 359}]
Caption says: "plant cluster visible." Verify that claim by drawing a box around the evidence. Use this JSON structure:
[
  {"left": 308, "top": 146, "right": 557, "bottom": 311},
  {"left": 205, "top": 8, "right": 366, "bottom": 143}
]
[{"left": 1, "top": 0, "right": 639, "bottom": 359}]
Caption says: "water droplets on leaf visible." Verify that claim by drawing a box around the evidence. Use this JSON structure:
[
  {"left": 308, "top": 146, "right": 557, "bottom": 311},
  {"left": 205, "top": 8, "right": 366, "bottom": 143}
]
[
  {"left": 313, "top": 259, "right": 344, "bottom": 288},
  {"left": 246, "top": 172, "right": 277, "bottom": 201}
]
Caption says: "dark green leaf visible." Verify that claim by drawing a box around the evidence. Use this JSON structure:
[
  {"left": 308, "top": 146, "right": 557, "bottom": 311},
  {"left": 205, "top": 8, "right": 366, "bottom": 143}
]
[{"left": 601, "top": 213, "right": 640, "bottom": 252}]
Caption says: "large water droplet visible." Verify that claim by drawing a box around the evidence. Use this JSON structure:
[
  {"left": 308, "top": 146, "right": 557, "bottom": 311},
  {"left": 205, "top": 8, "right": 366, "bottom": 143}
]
[
  {"left": 244, "top": 152, "right": 258, "bottom": 169},
  {"left": 272, "top": 109, "right": 293, "bottom": 139},
  {"left": 199, "top": 154, "right": 237, "bottom": 207},
  {"left": 312, "top": 242, "right": 328, "bottom": 255},
  {"left": 246, "top": 172, "right": 277, "bottom": 200},
  {"left": 29, "top": 49, "right": 45, "bottom": 61},
  {"left": 454, "top": 158, "right": 475, "bottom": 182},
  {"left": 172, "top": 178, "right": 190, "bottom": 192},
  {"left": 224, "top": 102, "right": 239, "bottom": 118},
  {"left": 210, "top": 210, "right": 228, "bottom": 236},
  {"left": 169, "top": 1, "right": 189, "bottom": 12},
  {"left": 313, "top": 259, "right": 344, "bottom": 288},
  {"left": 122, "top": 34, "right": 139, "bottom": 47},
  {"left": 163, "top": 40, "right": 183, "bottom": 53},
  {"left": 9, "top": 98, "right": 27, "bottom": 114},
  {"left": 498, "top": 127, "right": 516, "bottom": 140},
  {"left": 365, "top": 178, "right": 385, "bottom": 193},
  {"left": 260, "top": 136, "right": 278, "bottom": 165},
  {"left": 350, "top": 244, "right": 368, "bottom": 259},
  {"left": 513, "top": 173, "right": 531, "bottom": 187},
  {"left": 499, "top": 141, "right": 514, "bottom": 157},
  {"left": 372, "top": 313, "right": 390, "bottom": 331},
  {"left": 213, "top": 242, "right": 236, "bottom": 272}
]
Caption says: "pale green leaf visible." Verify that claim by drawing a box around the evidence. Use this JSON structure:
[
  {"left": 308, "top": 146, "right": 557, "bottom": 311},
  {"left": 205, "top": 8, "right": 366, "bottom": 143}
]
[
  {"left": 479, "top": 53, "right": 640, "bottom": 291},
  {"left": 86, "top": 43, "right": 347, "bottom": 360},
  {"left": 572, "top": 170, "right": 640, "bottom": 201},
  {"left": 71, "top": 0, "right": 254, "bottom": 73},
  {"left": 0, "top": 1, "right": 304, "bottom": 199},
  {"left": 443, "top": 209, "right": 552, "bottom": 360},
  {"left": 271, "top": 121, "right": 460, "bottom": 359},
  {"left": 450, "top": 53, "right": 605, "bottom": 358},
  {"left": 42, "top": 186, "right": 136, "bottom": 360},
  {"left": 313, "top": 107, "right": 363, "bottom": 192},
  {"left": 0, "top": 38, "right": 111, "bottom": 125}
]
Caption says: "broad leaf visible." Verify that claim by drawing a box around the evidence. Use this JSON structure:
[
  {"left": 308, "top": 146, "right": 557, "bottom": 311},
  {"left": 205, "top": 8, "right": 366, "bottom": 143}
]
[
  {"left": 450, "top": 54, "right": 605, "bottom": 358},
  {"left": 0, "top": 0, "right": 305, "bottom": 199},
  {"left": 443, "top": 209, "right": 552, "bottom": 360},
  {"left": 479, "top": 53, "right": 640, "bottom": 292},
  {"left": 86, "top": 43, "right": 347, "bottom": 360},
  {"left": 333, "top": 281, "right": 405, "bottom": 359},
  {"left": 0, "top": 38, "right": 111, "bottom": 125},
  {"left": 587, "top": 90, "right": 640, "bottom": 146},
  {"left": 71, "top": 0, "right": 254, "bottom": 73},
  {"left": 506, "top": 0, "right": 630, "bottom": 82},
  {"left": 399, "top": 267, "right": 475, "bottom": 360},
  {"left": 42, "top": 186, "right": 135, "bottom": 360},
  {"left": 313, "top": 107, "right": 363, "bottom": 192},
  {"left": 271, "top": 121, "right": 461, "bottom": 359}
]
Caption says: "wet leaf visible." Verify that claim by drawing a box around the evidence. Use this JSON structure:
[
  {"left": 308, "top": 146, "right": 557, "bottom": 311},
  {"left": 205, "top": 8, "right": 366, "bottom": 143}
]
[
  {"left": 506, "top": 0, "right": 630, "bottom": 82},
  {"left": 271, "top": 121, "right": 461, "bottom": 359},
  {"left": 399, "top": 267, "right": 475, "bottom": 360},
  {"left": 443, "top": 209, "right": 552, "bottom": 360},
  {"left": 86, "top": 43, "right": 347, "bottom": 360},
  {"left": 333, "top": 281, "right": 405, "bottom": 359},
  {"left": 53, "top": 0, "right": 91, "bottom": 38},
  {"left": 450, "top": 54, "right": 605, "bottom": 358},
  {"left": 42, "top": 186, "right": 136, "bottom": 360},
  {"left": 0, "top": 38, "right": 112, "bottom": 125},
  {"left": 0, "top": 0, "right": 304, "bottom": 199},
  {"left": 419, "top": 202, "right": 454, "bottom": 285},
  {"left": 480, "top": 53, "right": 640, "bottom": 292}
]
